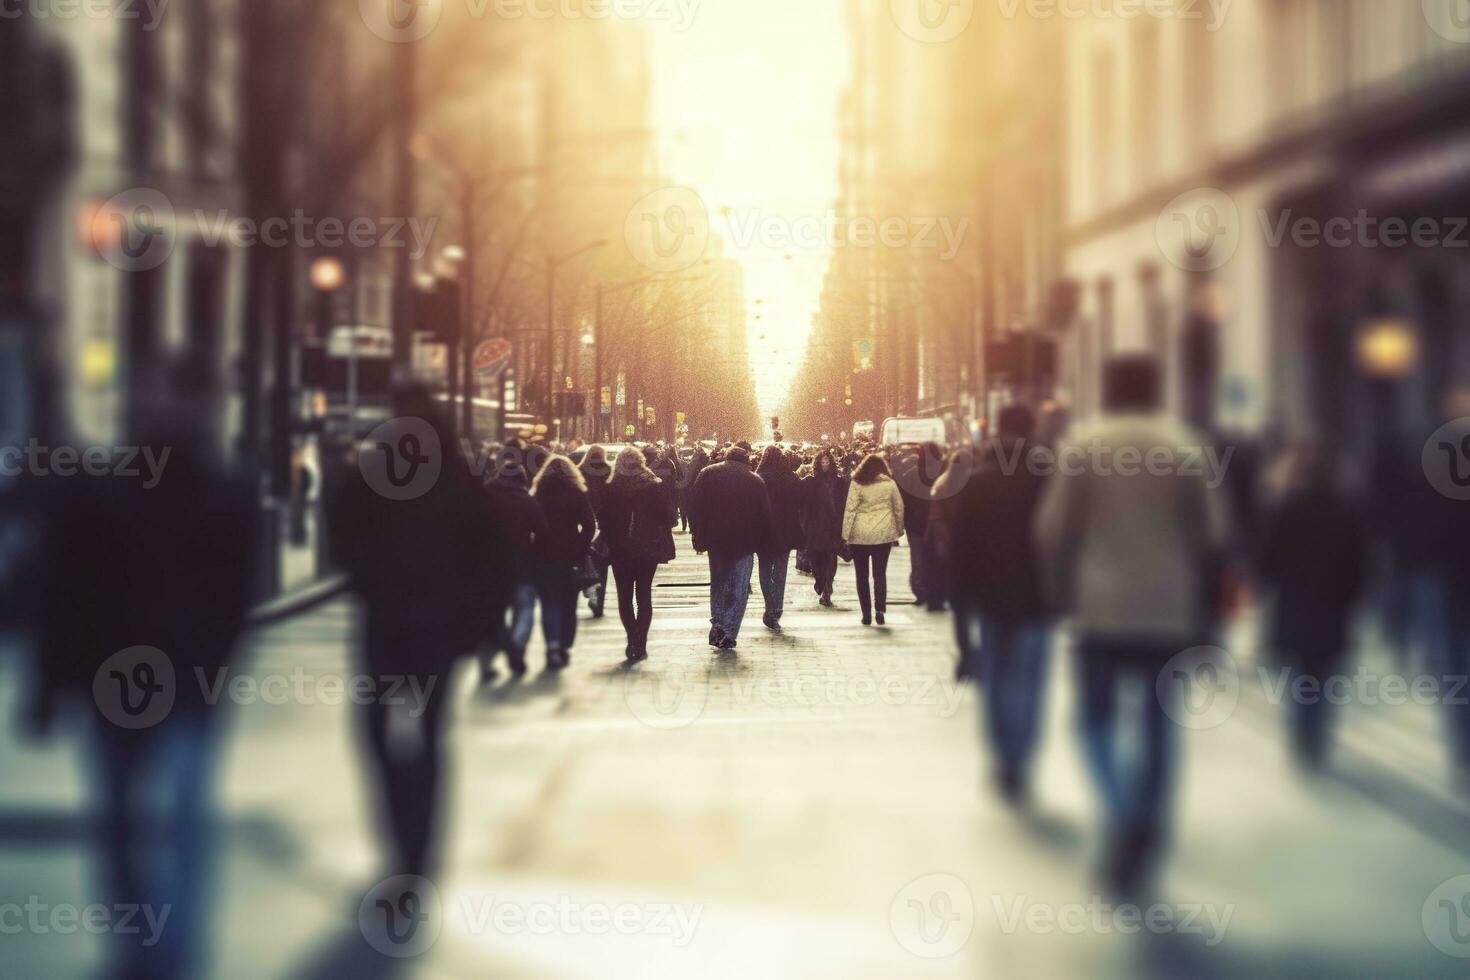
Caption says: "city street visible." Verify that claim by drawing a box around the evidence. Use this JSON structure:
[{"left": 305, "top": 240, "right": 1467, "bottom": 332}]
[{"left": 4, "top": 535, "right": 1470, "bottom": 978}]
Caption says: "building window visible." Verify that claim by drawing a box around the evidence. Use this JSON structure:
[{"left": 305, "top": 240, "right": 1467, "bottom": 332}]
[
  {"left": 1091, "top": 46, "right": 1116, "bottom": 208},
  {"left": 1131, "top": 19, "right": 1161, "bottom": 183}
]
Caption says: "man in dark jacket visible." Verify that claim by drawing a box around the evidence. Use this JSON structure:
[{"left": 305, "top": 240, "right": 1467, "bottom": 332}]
[
  {"left": 481, "top": 443, "right": 547, "bottom": 679},
  {"left": 947, "top": 404, "right": 1051, "bottom": 803},
  {"left": 688, "top": 443, "right": 772, "bottom": 649},
  {"left": 756, "top": 445, "right": 806, "bottom": 630},
  {"left": 802, "top": 449, "right": 848, "bottom": 606},
  {"left": 894, "top": 443, "right": 947, "bottom": 611},
  {"left": 682, "top": 445, "right": 710, "bottom": 532}
]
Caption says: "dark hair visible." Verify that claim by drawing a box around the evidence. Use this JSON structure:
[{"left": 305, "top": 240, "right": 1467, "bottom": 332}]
[
  {"left": 1103, "top": 355, "right": 1162, "bottom": 413},
  {"left": 756, "top": 444, "right": 785, "bottom": 474},
  {"left": 998, "top": 404, "right": 1036, "bottom": 441},
  {"left": 852, "top": 454, "right": 892, "bottom": 486}
]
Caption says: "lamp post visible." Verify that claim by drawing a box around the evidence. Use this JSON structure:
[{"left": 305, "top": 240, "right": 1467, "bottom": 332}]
[{"left": 544, "top": 239, "right": 608, "bottom": 430}]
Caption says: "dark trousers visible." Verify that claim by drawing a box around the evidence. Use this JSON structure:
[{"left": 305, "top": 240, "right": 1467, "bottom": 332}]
[
  {"left": 612, "top": 558, "right": 658, "bottom": 645},
  {"left": 1075, "top": 637, "right": 1178, "bottom": 847},
  {"left": 851, "top": 543, "right": 893, "bottom": 615},
  {"left": 91, "top": 714, "right": 218, "bottom": 980},
  {"left": 979, "top": 619, "right": 1051, "bottom": 779},
  {"left": 360, "top": 668, "right": 452, "bottom": 877},
  {"left": 810, "top": 549, "right": 838, "bottom": 595},
  {"left": 757, "top": 549, "right": 791, "bottom": 616},
  {"left": 538, "top": 571, "right": 581, "bottom": 653}
]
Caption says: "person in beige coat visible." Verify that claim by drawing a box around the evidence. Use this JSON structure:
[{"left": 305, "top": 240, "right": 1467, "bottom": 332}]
[
  {"left": 1035, "top": 354, "right": 1230, "bottom": 892},
  {"left": 842, "top": 454, "right": 906, "bottom": 626}
]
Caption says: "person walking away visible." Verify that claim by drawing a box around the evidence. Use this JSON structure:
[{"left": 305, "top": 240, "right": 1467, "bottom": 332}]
[
  {"left": 682, "top": 444, "right": 710, "bottom": 533},
  {"left": 29, "top": 366, "right": 260, "bottom": 979},
  {"left": 580, "top": 444, "right": 613, "bottom": 618},
  {"left": 1256, "top": 442, "right": 1368, "bottom": 770},
  {"left": 688, "top": 442, "right": 772, "bottom": 649},
  {"left": 947, "top": 405, "right": 1052, "bottom": 803},
  {"left": 482, "top": 443, "right": 548, "bottom": 680},
  {"left": 601, "top": 447, "right": 677, "bottom": 661},
  {"left": 1036, "top": 355, "right": 1229, "bottom": 892},
  {"left": 756, "top": 445, "right": 806, "bottom": 630},
  {"left": 894, "top": 443, "right": 946, "bottom": 611},
  {"left": 331, "top": 383, "right": 509, "bottom": 882},
  {"left": 802, "top": 449, "right": 848, "bottom": 607},
  {"left": 842, "top": 454, "right": 905, "bottom": 626},
  {"left": 531, "top": 455, "right": 597, "bottom": 670}
]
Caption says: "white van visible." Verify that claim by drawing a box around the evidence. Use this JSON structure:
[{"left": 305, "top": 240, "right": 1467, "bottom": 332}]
[{"left": 881, "top": 416, "right": 949, "bottom": 447}]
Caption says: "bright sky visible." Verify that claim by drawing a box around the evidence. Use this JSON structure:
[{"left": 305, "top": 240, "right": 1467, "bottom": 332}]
[{"left": 649, "top": 0, "right": 849, "bottom": 417}]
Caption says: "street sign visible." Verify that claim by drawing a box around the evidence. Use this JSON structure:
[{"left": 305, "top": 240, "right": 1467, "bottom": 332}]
[
  {"left": 624, "top": 424, "right": 636, "bottom": 438},
  {"left": 601, "top": 387, "right": 613, "bottom": 416},
  {"left": 472, "top": 338, "right": 513, "bottom": 379}
]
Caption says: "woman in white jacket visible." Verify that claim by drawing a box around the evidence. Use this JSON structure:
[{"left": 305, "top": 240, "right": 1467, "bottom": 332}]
[{"left": 842, "top": 454, "right": 906, "bottom": 626}]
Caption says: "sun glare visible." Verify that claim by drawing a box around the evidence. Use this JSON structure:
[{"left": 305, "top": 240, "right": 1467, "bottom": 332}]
[{"left": 650, "top": 0, "right": 848, "bottom": 419}]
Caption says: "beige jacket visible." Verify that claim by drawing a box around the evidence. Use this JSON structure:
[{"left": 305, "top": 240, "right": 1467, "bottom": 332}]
[
  {"left": 842, "top": 476, "right": 905, "bottom": 546},
  {"left": 1035, "top": 413, "right": 1230, "bottom": 642}
]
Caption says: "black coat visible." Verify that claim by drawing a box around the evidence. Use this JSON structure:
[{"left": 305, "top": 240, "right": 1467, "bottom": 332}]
[
  {"left": 651, "top": 455, "right": 683, "bottom": 525},
  {"left": 759, "top": 463, "right": 806, "bottom": 553},
  {"left": 801, "top": 471, "right": 848, "bottom": 552},
  {"left": 601, "top": 474, "right": 677, "bottom": 565},
  {"left": 948, "top": 440, "right": 1048, "bottom": 623},
  {"left": 483, "top": 475, "right": 547, "bottom": 584},
  {"left": 1258, "top": 487, "right": 1368, "bottom": 666},
  {"left": 533, "top": 483, "right": 596, "bottom": 568},
  {"left": 688, "top": 453, "right": 773, "bottom": 557}
]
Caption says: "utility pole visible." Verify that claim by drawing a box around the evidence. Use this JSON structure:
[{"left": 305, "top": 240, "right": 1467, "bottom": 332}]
[{"left": 390, "top": 40, "right": 417, "bottom": 373}]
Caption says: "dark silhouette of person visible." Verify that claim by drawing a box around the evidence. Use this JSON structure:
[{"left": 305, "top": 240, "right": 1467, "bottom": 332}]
[
  {"left": 28, "top": 364, "right": 259, "bottom": 980},
  {"left": 600, "top": 446, "right": 677, "bottom": 661},
  {"left": 329, "top": 382, "right": 510, "bottom": 878}
]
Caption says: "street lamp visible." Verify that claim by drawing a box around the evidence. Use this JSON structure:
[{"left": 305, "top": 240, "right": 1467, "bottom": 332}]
[
  {"left": 544, "top": 239, "right": 609, "bottom": 432},
  {"left": 309, "top": 256, "right": 345, "bottom": 293}
]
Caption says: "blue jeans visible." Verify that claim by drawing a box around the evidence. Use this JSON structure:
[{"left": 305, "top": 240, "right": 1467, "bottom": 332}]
[
  {"left": 979, "top": 619, "right": 1050, "bottom": 778},
  {"left": 1075, "top": 638, "right": 1178, "bottom": 843},
  {"left": 91, "top": 714, "right": 218, "bottom": 980},
  {"left": 709, "top": 551, "right": 754, "bottom": 639},
  {"left": 1445, "top": 599, "right": 1470, "bottom": 767},
  {"left": 758, "top": 550, "right": 791, "bottom": 617},
  {"left": 539, "top": 573, "right": 580, "bottom": 653}
]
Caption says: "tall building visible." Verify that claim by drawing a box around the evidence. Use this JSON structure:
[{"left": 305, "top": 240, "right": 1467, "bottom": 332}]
[{"left": 1064, "top": 2, "right": 1470, "bottom": 466}]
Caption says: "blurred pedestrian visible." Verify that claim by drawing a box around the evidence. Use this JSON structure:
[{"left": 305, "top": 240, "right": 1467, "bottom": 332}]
[
  {"left": 682, "top": 443, "right": 710, "bottom": 533},
  {"left": 842, "top": 454, "right": 905, "bottom": 627},
  {"left": 802, "top": 449, "right": 848, "bottom": 607},
  {"left": 947, "top": 405, "right": 1051, "bottom": 802},
  {"left": 756, "top": 444, "right": 805, "bottom": 630},
  {"left": 689, "top": 442, "right": 772, "bottom": 649},
  {"left": 331, "top": 384, "right": 509, "bottom": 881},
  {"left": 580, "top": 444, "right": 614, "bottom": 619},
  {"left": 29, "top": 366, "right": 259, "bottom": 979},
  {"left": 601, "top": 447, "right": 677, "bottom": 662},
  {"left": 1256, "top": 442, "right": 1368, "bottom": 769},
  {"left": 531, "top": 455, "right": 597, "bottom": 671},
  {"left": 894, "top": 443, "right": 947, "bottom": 611},
  {"left": 1037, "top": 356, "right": 1229, "bottom": 892},
  {"left": 482, "top": 442, "right": 547, "bottom": 680}
]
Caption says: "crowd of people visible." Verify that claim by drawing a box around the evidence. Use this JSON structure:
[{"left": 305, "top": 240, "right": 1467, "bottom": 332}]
[{"left": 20, "top": 351, "right": 1470, "bottom": 977}]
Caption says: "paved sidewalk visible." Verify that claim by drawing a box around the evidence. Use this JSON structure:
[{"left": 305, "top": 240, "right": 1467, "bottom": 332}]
[{"left": 3, "top": 536, "right": 1470, "bottom": 977}]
